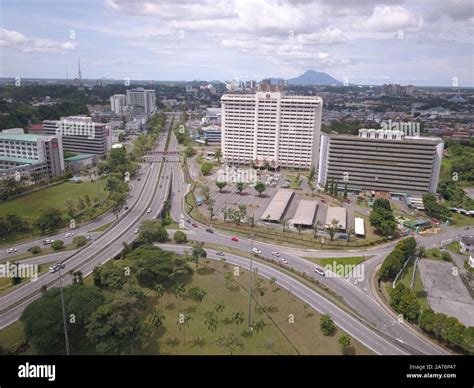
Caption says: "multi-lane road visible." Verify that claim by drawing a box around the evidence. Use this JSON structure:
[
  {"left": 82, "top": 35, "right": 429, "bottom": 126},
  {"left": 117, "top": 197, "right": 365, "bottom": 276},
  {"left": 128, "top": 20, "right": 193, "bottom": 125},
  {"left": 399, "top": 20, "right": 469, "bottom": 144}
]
[{"left": 0, "top": 111, "right": 463, "bottom": 355}]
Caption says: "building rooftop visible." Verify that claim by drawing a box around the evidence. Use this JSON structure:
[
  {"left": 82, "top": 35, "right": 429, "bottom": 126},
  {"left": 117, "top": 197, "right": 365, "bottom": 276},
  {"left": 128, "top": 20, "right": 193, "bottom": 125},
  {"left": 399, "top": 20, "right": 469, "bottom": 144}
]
[
  {"left": 261, "top": 189, "right": 294, "bottom": 222},
  {"left": 461, "top": 235, "right": 474, "bottom": 245},
  {"left": 0, "top": 155, "right": 39, "bottom": 165},
  {"left": 325, "top": 207, "right": 347, "bottom": 230},
  {"left": 64, "top": 153, "right": 96, "bottom": 162},
  {"left": 292, "top": 200, "right": 318, "bottom": 226},
  {"left": 0, "top": 134, "right": 47, "bottom": 142}
]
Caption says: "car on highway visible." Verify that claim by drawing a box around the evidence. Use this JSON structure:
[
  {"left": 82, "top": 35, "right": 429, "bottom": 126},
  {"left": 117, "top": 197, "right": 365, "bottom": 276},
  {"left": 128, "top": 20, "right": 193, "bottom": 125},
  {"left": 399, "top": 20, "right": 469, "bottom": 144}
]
[
  {"left": 192, "top": 223, "right": 198, "bottom": 228},
  {"left": 464, "top": 226, "right": 470, "bottom": 230},
  {"left": 65, "top": 232, "right": 74, "bottom": 238},
  {"left": 252, "top": 248, "right": 261, "bottom": 254},
  {"left": 205, "top": 228, "right": 214, "bottom": 233},
  {"left": 124, "top": 206, "right": 129, "bottom": 210},
  {"left": 48, "top": 263, "right": 66, "bottom": 274},
  {"left": 180, "top": 214, "right": 185, "bottom": 219},
  {"left": 134, "top": 229, "right": 139, "bottom": 234},
  {"left": 186, "top": 219, "right": 191, "bottom": 224},
  {"left": 86, "top": 236, "right": 93, "bottom": 240},
  {"left": 147, "top": 208, "right": 151, "bottom": 213},
  {"left": 313, "top": 267, "right": 326, "bottom": 276},
  {"left": 231, "top": 236, "right": 239, "bottom": 242},
  {"left": 280, "top": 258, "right": 288, "bottom": 264},
  {"left": 6, "top": 248, "right": 17, "bottom": 254},
  {"left": 43, "top": 239, "right": 54, "bottom": 245},
  {"left": 216, "top": 251, "right": 225, "bottom": 256},
  {"left": 272, "top": 251, "right": 280, "bottom": 257}
]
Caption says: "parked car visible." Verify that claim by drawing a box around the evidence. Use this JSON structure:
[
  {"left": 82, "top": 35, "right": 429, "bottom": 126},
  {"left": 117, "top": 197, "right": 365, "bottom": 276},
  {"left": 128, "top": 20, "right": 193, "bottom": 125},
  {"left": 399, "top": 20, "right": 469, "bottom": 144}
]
[{"left": 231, "top": 236, "right": 239, "bottom": 242}]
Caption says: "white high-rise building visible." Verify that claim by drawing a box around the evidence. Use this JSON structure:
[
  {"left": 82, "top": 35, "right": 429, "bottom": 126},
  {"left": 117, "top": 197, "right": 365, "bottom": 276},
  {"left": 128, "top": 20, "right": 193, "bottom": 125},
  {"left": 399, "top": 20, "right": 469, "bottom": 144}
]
[
  {"left": 110, "top": 94, "right": 126, "bottom": 114},
  {"left": 221, "top": 91, "right": 322, "bottom": 169},
  {"left": 126, "top": 88, "right": 156, "bottom": 114}
]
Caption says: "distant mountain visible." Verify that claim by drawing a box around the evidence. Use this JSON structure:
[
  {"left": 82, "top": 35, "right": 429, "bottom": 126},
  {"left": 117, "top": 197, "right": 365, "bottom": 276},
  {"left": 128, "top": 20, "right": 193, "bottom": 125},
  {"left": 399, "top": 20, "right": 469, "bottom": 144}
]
[{"left": 287, "top": 70, "right": 342, "bottom": 86}]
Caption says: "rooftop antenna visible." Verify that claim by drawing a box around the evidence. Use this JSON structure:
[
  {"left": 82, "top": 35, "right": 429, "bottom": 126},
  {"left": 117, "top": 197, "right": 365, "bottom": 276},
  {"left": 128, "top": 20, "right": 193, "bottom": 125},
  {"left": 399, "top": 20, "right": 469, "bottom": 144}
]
[{"left": 77, "top": 58, "right": 82, "bottom": 84}]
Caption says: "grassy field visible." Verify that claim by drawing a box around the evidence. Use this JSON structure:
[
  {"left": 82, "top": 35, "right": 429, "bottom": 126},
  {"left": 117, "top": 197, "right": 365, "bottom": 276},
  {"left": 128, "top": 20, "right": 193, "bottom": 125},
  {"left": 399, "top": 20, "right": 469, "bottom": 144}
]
[
  {"left": 0, "top": 181, "right": 106, "bottom": 220},
  {"left": 307, "top": 256, "right": 366, "bottom": 276},
  {"left": 138, "top": 260, "right": 371, "bottom": 355},
  {"left": 396, "top": 258, "right": 429, "bottom": 310},
  {"left": 452, "top": 213, "right": 474, "bottom": 227},
  {"left": 424, "top": 248, "right": 445, "bottom": 261},
  {"left": 1, "top": 259, "right": 372, "bottom": 355},
  {"left": 446, "top": 241, "right": 461, "bottom": 254}
]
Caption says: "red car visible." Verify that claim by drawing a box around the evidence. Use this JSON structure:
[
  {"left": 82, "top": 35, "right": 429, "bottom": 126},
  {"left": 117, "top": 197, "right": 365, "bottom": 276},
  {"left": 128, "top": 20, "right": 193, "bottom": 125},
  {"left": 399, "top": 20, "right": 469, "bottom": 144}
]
[
  {"left": 231, "top": 236, "right": 239, "bottom": 242},
  {"left": 192, "top": 223, "right": 198, "bottom": 228},
  {"left": 321, "top": 199, "right": 326, "bottom": 204}
]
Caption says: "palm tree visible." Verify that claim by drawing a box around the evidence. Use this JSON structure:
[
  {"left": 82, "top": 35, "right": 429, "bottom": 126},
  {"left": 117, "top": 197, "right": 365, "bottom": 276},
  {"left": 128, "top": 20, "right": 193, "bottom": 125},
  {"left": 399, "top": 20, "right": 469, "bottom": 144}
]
[
  {"left": 192, "top": 287, "right": 206, "bottom": 304},
  {"left": 204, "top": 311, "right": 219, "bottom": 333},
  {"left": 214, "top": 301, "right": 226, "bottom": 314},
  {"left": 172, "top": 283, "right": 186, "bottom": 307},
  {"left": 150, "top": 310, "right": 166, "bottom": 328},
  {"left": 253, "top": 319, "right": 265, "bottom": 333},
  {"left": 154, "top": 283, "right": 165, "bottom": 302},
  {"left": 176, "top": 314, "right": 192, "bottom": 344},
  {"left": 231, "top": 312, "right": 244, "bottom": 333}
]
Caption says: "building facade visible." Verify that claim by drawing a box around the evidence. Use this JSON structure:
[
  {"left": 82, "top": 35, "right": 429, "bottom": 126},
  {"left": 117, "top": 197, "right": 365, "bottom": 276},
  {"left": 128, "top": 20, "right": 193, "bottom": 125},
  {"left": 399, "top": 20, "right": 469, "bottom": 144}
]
[
  {"left": 126, "top": 88, "right": 156, "bottom": 114},
  {"left": 43, "top": 116, "right": 112, "bottom": 156},
  {"left": 110, "top": 94, "right": 126, "bottom": 114},
  {"left": 0, "top": 133, "right": 64, "bottom": 179},
  {"left": 221, "top": 91, "right": 322, "bottom": 169},
  {"left": 318, "top": 129, "right": 444, "bottom": 194}
]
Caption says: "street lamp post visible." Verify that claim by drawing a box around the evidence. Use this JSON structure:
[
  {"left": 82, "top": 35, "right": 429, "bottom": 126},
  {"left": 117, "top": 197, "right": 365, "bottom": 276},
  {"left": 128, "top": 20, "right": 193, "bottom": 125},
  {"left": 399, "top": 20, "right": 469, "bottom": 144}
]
[
  {"left": 57, "top": 264, "right": 70, "bottom": 355},
  {"left": 247, "top": 233, "right": 254, "bottom": 328}
]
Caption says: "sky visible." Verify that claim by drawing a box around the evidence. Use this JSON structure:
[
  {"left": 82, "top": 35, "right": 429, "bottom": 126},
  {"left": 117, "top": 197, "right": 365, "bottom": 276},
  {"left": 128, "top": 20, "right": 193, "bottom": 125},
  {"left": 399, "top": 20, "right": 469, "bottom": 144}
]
[{"left": 0, "top": 0, "right": 473, "bottom": 86}]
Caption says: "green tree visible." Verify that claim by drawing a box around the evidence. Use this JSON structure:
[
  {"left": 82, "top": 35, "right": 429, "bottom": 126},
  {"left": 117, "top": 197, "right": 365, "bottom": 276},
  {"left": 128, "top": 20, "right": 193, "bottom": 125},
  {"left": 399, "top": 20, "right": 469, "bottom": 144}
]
[
  {"left": 51, "top": 240, "right": 64, "bottom": 250},
  {"left": 201, "top": 162, "right": 212, "bottom": 176},
  {"left": 216, "top": 180, "right": 227, "bottom": 192},
  {"left": 35, "top": 208, "right": 63, "bottom": 234},
  {"left": 204, "top": 311, "right": 219, "bottom": 333},
  {"left": 338, "top": 334, "right": 351, "bottom": 354},
  {"left": 72, "top": 235, "right": 87, "bottom": 248},
  {"left": 235, "top": 182, "right": 246, "bottom": 194},
  {"left": 138, "top": 219, "right": 169, "bottom": 244},
  {"left": 320, "top": 314, "right": 336, "bottom": 336},
  {"left": 150, "top": 310, "right": 166, "bottom": 328},
  {"left": 216, "top": 332, "right": 244, "bottom": 355},
  {"left": 191, "top": 287, "right": 206, "bottom": 303},
  {"left": 173, "top": 230, "right": 188, "bottom": 244},
  {"left": 326, "top": 218, "right": 341, "bottom": 241},
  {"left": 254, "top": 181, "right": 266, "bottom": 196}
]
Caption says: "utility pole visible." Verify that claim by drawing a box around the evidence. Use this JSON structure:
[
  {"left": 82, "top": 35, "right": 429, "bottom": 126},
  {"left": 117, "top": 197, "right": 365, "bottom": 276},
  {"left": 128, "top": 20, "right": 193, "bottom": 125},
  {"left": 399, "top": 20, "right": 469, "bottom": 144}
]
[
  {"left": 58, "top": 264, "right": 70, "bottom": 355},
  {"left": 247, "top": 233, "right": 254, "bottom": 328}
]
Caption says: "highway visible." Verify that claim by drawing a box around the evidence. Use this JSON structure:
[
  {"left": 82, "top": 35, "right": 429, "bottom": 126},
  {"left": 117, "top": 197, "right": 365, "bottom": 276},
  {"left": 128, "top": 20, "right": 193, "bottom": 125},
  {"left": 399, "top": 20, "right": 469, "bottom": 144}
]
[{"left": 0, "top": 111, "right": 460, "bottom": 355}]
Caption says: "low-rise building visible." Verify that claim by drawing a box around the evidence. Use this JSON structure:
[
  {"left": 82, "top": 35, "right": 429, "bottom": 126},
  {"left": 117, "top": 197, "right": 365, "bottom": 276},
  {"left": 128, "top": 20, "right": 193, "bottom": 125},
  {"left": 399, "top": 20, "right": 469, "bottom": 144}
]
[
  {"left": 325, "top": 207, "right": 347, "bottom": 231},
  {"left": 460, "top": 236, "right": 474, "bottom": 253}
]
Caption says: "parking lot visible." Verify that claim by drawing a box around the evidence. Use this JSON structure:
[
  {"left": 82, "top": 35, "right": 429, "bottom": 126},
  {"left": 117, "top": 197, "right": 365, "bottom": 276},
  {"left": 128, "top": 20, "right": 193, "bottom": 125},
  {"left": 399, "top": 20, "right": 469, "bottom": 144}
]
[{"left": 418, "top": 259, "right": 474, "bottom": 326}]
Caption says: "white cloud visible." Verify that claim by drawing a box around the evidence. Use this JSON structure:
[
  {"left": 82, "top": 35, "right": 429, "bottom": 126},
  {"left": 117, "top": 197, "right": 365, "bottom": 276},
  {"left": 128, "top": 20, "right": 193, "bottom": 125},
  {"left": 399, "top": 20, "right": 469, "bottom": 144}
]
[
  {"left": 363, "top": 6, "right": 422, "bottom": 33},
  {"left": 0, "top": 28, "right": 76, "bottom": 53}
]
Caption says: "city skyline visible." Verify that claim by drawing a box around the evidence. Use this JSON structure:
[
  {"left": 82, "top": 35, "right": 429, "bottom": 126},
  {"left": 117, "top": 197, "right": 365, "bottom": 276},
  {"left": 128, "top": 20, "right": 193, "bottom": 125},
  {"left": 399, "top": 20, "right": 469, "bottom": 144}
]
[{"left": 0, "top": 0, "right": 473, "bottom": 87}]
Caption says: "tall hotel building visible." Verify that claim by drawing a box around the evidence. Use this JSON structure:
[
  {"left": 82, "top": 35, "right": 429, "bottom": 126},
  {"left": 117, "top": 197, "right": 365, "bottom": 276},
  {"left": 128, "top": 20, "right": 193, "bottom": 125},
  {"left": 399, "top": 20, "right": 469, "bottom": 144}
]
[
  {"left": 110, "top": 94, "right": 126, "bottom": 114},
  {"left": 43, "top": 116, "right": 112, "bottom": 156},
  {"left": 126, "top": 88, "right": 156, "bottom": 114},
  {"left": 221, "top": 91, "right": 322, "bottom": 169},
  {"left": 318, "top": 129, "right": 444, "bottom": 194}
]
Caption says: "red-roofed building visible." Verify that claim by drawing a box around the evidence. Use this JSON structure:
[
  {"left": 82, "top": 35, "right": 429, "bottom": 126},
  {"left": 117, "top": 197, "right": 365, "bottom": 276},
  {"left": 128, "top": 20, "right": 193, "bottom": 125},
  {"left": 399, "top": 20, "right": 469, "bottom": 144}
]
[{"left": 28, "top": 123, "right": 44, "bottom": 134}]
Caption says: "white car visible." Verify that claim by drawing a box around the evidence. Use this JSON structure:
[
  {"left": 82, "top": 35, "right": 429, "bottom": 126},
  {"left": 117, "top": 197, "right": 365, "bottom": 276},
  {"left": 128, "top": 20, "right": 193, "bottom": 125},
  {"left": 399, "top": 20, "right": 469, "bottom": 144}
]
[
  {"left": 134, "top": 229, "right": 139, "bottom": 234},
  {"left": 6, "top": 248, "right": 17, "bottom": 254},
  {"left": 313, "top": 267, "right": 326, "bottom": 277},
  {"left": 272, "top": 251, "right": 280, "bottom": 257},
  {"left": 252, "top": 248, "right": 261, "bottom": 254},
  {"left": 65, "top": 232, "right": 74, "bottom": 238},
  {"left": 147, "top": 208, "right": 151, "bottom": 213},
  {"left": 86, "top": 236, "right": 93, "bottom": 241},
  {"left": 180, "top": 214, "right": 185, "bottom": 219},
  {"left": 280, "top": 258, "right": 288, "bottom": 264},
  {"left": 216, "top": 251, "right": 225, "bottom": 256}
]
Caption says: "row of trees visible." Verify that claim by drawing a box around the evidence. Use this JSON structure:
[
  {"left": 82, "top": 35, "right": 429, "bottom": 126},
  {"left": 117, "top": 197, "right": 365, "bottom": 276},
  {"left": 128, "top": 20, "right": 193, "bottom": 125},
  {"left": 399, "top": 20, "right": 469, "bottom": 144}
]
[
  {"left": 379, "top": 237, "right": 417, "bottom": 281},
  {"left": 324, "top": 178, "right": 349, "bottom": 200},
  {"left": 422, "top": 193, "right": 451, "bottom": 222}
]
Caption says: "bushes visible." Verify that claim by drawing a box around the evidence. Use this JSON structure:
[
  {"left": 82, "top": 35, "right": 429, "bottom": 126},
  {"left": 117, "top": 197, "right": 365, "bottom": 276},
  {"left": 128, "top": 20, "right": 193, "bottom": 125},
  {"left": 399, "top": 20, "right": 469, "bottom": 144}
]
[
  {"left": 389, "top": 283, "right": 420, "bottom": 322},
  {"left": 51, "top": 240, "right": 64, "bottom": 250},
  {"left": 30, "top": 246, "right": 41, "bottom": 254},
  {"left": 200, "top": 161, "right": 212, "bottom": 176},
  {"left": 73, "top": 235, "right": 87, "bottom": 248},
  {"left": 420, "top": 309, "right": 473, "bottom": 354},
  {"left": 320, "top": 314, "right": 336, "bottom": 336},
  {"left": 173, "top": 230, "right": 187, "bottom": 244},
  {"left": 379, "top": 237, "right": 416, "bottom": 281}
]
